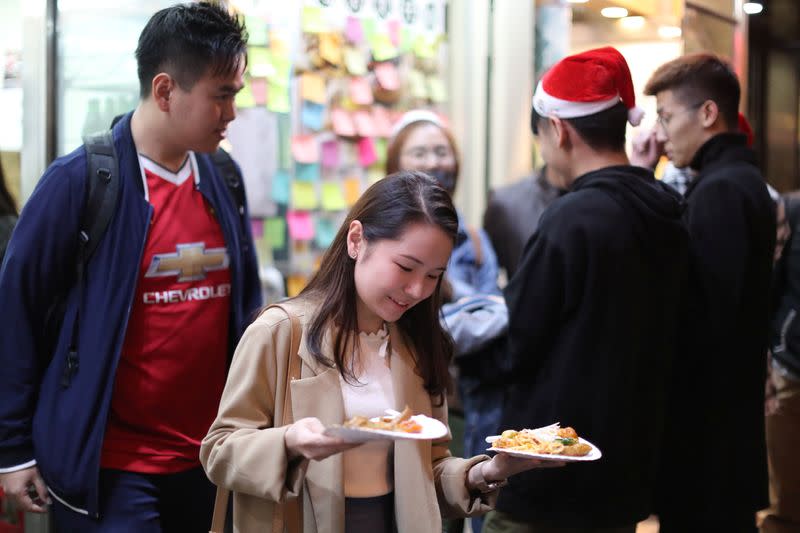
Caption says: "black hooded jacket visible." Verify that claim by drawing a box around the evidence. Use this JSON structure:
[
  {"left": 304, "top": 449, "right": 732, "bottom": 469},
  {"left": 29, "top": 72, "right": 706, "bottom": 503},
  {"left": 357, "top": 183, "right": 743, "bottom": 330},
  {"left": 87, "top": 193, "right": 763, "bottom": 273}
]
[{"left": 494, "top": 165, "right": 689, "bottom": 527}]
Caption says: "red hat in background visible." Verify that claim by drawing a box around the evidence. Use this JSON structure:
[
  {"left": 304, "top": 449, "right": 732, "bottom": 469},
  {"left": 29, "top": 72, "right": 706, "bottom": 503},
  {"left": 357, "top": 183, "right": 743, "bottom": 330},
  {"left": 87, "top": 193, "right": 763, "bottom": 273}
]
[
  {"left": 738, "top": 112, "right": 754, "bottom": 147},
  {"left": 532, "top": 46, "right": 644, "bottom": 126}
]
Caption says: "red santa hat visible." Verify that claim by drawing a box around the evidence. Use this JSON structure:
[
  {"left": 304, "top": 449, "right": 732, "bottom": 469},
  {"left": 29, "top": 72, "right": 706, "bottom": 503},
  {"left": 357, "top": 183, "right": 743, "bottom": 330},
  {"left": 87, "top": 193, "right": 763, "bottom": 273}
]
[{"left": 532, "top": 46, "right": 645, "bottom": 127}]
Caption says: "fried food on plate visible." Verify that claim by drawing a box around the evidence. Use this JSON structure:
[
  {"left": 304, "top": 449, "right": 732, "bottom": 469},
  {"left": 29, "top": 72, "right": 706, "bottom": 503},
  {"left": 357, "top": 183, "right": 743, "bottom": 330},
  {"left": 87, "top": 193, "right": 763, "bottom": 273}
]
[
  {"left": 343, "top": 405, "right": 423, "bottom": 433},
  {"left": 492, "top": 424, "right": 592, "bottom": 456}
]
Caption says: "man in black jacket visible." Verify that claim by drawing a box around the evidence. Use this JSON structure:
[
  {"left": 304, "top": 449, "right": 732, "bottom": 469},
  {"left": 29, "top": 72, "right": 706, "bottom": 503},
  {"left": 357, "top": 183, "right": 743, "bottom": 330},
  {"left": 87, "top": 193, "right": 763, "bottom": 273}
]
[
  {"left": 482, "top": 47, "right": 689, "bottom": 533},
  {"left": 644, "top": 54, "right": 775, "bottom": 532}
]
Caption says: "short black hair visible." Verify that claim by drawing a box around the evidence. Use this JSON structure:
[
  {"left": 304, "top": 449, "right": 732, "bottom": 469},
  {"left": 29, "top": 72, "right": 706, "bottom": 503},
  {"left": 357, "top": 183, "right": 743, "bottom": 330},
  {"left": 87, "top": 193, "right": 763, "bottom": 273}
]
[
  {"left": 531, "top": 101, "right": 628, "bottom": 152},
  {"left": 135, "top": 2, "right": 248, "bottom": 98}
]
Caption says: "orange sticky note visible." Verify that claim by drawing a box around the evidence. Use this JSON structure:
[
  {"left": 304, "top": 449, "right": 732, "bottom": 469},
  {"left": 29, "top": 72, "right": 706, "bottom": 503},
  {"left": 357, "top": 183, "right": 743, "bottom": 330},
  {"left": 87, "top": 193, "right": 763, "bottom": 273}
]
[
  {"left": 319, "top": 33, "right": 343, "bottom": 66},
  {"left": 343, "top": 177, "right": 362, "bottom": 206},
  {"left": 374, "top": 62, "right": 399, "bottom": 91},
  {"left": 291, "top": 135, "right": 320, "bottom": 164},
  {"left": 358, "top": 137, "right": 377, "bottom": 167},
  {"left": 354, "top": 110, "right": 376, "bottom": 137},
  {"left": 286, "top": 273, "right": 308, "bottom": 297},
  {"left": 331, "top": 109, "right": 356, "bottom": 137},
  {"left": 301, "top": 73, "right": 327, "bottom": 104},
  {"left": 349, "top": 77, "right": 374, "bottom": 105}
]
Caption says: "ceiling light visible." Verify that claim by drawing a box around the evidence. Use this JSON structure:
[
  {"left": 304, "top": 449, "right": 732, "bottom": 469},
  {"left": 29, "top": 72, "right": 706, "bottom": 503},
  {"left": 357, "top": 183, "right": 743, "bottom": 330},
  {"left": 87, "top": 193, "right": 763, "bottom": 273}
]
[
  {"left": 601, "top": 6, "right": 629, "bottom": 18},
  {"left": 743, "top": 2, "right": 764, "bottom": 15},
  {"left": 620, "top": 16, "right": 646, "bottom": 30},
  {"left": 658, "top": 25, "right": 682, "bottom": 39}
]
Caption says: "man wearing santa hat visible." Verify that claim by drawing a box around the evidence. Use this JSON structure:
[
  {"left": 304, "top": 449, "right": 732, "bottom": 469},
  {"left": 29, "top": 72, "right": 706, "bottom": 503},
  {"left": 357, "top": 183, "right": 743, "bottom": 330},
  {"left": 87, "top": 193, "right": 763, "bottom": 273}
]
[
  {"left": 483, "top": 47, "right": 689, "bottom": 533},
  {"left": 644, "top": 54, "right": 775, "bottom": 533}
]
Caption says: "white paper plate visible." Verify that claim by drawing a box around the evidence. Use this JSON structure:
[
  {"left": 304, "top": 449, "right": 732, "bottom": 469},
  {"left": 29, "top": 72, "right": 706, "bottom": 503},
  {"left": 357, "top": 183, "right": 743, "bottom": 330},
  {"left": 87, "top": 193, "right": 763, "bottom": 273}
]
[
  {"left": 325, "top": 414, "right": 448, "bottom": 443},
  {"left": 485, "top": 435, "right": 602, "bottom": 462}
]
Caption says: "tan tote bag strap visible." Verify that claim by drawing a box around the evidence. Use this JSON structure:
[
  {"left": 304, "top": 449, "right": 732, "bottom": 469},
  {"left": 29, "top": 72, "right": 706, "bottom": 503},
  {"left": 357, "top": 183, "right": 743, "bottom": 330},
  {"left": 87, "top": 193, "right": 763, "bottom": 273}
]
[{"left": 209, "top": 304, "right": 303, "bottom": 533}]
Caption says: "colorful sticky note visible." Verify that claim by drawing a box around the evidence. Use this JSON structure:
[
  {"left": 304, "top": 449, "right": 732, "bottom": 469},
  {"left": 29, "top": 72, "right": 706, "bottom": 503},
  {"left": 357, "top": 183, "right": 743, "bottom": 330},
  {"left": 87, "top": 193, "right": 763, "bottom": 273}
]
[
  {"left": 291, "top": 135, "right": 319, "bottom": 164},
  {"left": 372, "top": 105, "right": 393, "bottom": 137},
  {"left": 248, "top": 47, "right": 275, "bottom": 78},
  {"left": 414, "top": 35, "right": 438, "bottom": 59},
  {"left": 349, "top": 77, "right": 374, "bottom": 105},
  {"left": 292, "top": 181, "right": 318, "bottom": 210},
  {"left": 374, "top": 62, "right": 400, "bottom": 91},
  {"left": 344, "top": 47, "right": 367, "bottom": 76},
  {"left": 321, "top": 140, "right": 340, "bottom": 168},
  {"left": 345, "top": 16, "right": 364, "bottom": 44},
  {"left": 301, "top": 101, "right": 325, "bottom": 131},
  {"left": 321, "top": 182, "right": 348, "bottom": 211},
  {"left": 264, "top": 217, "right": 286, "bottom": 249},
  {"left": 250, "top": 78, "right": 267, "bottom": 105},
  {"left": 286, "top": 273, "right": 308, "bottom": 297},
  {"left": 400, "top": 27, "right": 414, "bottom": 52},
  {"left": 374, "top": 138, "right": 387, "bottom": 165},
  {"left": 331, "top": 109, "right": 356, "bottom": 137},
  {"left": 301, "top": 73, "right": 327, "bottom": 105},
  {"left": 267, "top": 51, "right": 292, "bottom": 85},
  {"left": 287, "top": 210, "right": 315, "bottom": 241},
  {"left": 371, "top": 33, "right": 398, "bottom": 62},
  {"left": 427, "top": 76, "right": 447, "bottom": 103},
  {"left": 235, "top": 82, "right": 255, "bottom": 108},
  {"left": 302, "top": 5, "right": 326, "bottom": 34},
  {"left": 277, "top": 114, "right": 292, "bottom": 169},
  {"left": 271, "top": 170, "right": 291, "bottom": 205},
  {"left": 319, "top": 33, "right": 343, "bottom": 66},
  {"left": 267, "top": 82, "right": 291, "bottom": 113},
  {"left": 361, "top": 17, "right": 377, "bottom": 43},
  {"left": 250, "top": 218, "right": 264, "bottom": 238},
  {"left": 387, "top": 20, "right": 401, "bottom": 47},
  {"left": 354, "top": 111, "right": 376, "bottom": 137},
  {"left": 296, "top": 162, "right": 321, "bottom": 182},
  {"left": 408, "top": 69, "right": 428, "bottom": 99},
  {"left": 315, "top": 217, "right": 338, "bottom": 248},
  {"left": 358, "top": 137, "right": 378, "bottom": 167},
  {"left": 246, "top": 16, "right": 268, "bottom": 46},
  {"left": 343, "top": 177, "right": 362, "bottom": 206}
]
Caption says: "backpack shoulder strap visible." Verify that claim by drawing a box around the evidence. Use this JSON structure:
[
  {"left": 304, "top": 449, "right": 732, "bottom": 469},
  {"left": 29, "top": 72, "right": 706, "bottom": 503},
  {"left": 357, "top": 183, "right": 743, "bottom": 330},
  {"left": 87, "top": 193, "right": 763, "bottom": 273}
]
[
  {"left": 211, "top": 147, "right": 245, "bottom": 217},
  {"left": 81, "top": 130, "right": 120, "bottom": 262}
]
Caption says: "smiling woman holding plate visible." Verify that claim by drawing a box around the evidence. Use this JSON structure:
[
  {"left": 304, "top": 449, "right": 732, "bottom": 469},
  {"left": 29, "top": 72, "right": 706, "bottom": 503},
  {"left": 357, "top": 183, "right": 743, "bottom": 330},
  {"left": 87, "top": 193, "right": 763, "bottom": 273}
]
[{"left": 200, "top": 172, "right": 556, "bottom": 533}]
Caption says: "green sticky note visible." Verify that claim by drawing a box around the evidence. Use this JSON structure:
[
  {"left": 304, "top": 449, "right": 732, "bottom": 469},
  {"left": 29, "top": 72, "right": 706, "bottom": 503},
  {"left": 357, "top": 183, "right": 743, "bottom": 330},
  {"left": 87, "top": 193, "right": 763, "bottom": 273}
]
[
  {"left": 268, "top": 51, "right": 293, "bottom": 85},
  {"left": 427, "top": 76, "right": 447, "bottom": 103},
  {"left": 315, "top": 217, "right": 338, "bottom": 248},
  {"left": 414, "top": 35, "right": 437, "bottom": 59},
  {"left": 321, "top": 182, "right": 347, "bottom": 211},
  {"left": 264, "top": 217, "right": 286, "bottom": 249},
  {"left": 302, "top": 5, "right": 326, "bottom": 34},
  {"left": 374, "top": 138, "right": 387, "bottom": 165},
  {"left": 267, "top": 81, "right": 291, "bottom": 113},
  {"left": 361, "top": 17, "right": 377, "bottom": 42},
  {"left": 248, "top": 47, "right": 274, "bottom": 78},
  {"left": 371, "top": 33, "right": 398, "bottom": 62},
  {"left": 235, "top": 82, "right": 255, "bottom": 108},
  {"left": 245, "top": 16, "right": 268, "bottom": 46},
  {"left": 292, "top": 181, "right": 319, "bottom": 210}
]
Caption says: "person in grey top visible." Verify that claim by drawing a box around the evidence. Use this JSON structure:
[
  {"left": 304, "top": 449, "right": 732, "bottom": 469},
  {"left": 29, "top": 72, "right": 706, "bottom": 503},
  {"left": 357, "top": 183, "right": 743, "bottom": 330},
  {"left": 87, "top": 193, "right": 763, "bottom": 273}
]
[{"left": 0, "top": 161, "right": 18, "bottom": 264}]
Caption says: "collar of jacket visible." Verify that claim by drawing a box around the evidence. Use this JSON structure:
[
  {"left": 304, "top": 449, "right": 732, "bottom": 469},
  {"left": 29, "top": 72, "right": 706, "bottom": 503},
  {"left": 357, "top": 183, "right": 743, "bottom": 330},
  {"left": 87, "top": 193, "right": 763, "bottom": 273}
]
[{"left": 688, "top": 132, "right": 755, "bottom": 173}]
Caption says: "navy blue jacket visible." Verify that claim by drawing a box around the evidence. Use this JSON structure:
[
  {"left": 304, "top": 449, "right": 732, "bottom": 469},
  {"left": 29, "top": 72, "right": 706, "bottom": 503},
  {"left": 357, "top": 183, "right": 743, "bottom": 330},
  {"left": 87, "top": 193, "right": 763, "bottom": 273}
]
[{"left": 0, "top": 113, "right": 262, "bottom": 517}]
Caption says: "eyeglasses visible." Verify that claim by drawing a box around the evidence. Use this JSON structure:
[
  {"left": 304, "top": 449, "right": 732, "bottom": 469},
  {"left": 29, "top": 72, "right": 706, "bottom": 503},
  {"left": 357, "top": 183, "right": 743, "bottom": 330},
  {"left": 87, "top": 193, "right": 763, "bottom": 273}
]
[
  {"left": 401, "top": 145, "right": 454, "bottom": 164},
  {"left": 656, "top": 101, "right": 705, "bottom": 132}
]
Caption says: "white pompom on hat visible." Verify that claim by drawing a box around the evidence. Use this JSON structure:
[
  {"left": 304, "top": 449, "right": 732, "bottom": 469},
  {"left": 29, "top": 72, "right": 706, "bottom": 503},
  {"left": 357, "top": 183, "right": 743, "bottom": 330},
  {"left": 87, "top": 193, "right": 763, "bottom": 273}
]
[{"left": 532, "top": 46, "right": 644, "bottom": 126}]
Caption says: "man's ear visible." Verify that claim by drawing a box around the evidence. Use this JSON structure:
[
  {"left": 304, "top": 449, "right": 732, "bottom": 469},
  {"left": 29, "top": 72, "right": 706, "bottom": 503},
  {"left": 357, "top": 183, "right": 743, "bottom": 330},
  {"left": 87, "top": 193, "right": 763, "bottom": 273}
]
[
  {"left": 551, "top": 117, "right": 571, "bottom": 150},
  {"left": 152, "top": 73, "right": 174, "bottom": 112},
  {"left": 699, "top": 100, "right": 720, "bottom": 129}
]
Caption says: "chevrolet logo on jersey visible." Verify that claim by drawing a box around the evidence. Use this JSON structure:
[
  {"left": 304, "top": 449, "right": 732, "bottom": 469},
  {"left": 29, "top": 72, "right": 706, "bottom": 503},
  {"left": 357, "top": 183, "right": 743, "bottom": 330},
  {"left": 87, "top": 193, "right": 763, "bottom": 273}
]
[{"left": 145, "top": 242, "right": 229, "bottom": 282}]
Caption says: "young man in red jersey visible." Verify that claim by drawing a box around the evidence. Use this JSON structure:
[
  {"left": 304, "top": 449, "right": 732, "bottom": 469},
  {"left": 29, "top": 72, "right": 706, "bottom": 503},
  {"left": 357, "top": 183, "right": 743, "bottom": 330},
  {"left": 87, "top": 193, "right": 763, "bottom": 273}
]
[{"left": 0, "top": 3, "right": 261, "bottom": 531}]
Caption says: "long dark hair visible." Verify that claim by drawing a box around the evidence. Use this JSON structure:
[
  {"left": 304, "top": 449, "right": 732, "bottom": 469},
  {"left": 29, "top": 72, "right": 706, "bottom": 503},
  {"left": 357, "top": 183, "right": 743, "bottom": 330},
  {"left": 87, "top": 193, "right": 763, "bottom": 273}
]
[
  {"left": 300, "top": 171, "right": 458, "bottom": 400},
  {"left": 0, "top": 161, "right": 17, "bottom": 217}
]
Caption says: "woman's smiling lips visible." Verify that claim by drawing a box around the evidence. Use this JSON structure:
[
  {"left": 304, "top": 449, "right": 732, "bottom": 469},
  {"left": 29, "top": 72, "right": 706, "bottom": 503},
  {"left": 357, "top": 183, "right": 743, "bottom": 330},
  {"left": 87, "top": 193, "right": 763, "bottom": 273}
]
[{"left": 388, "top": 295, "right": 410, "bottom": 309}]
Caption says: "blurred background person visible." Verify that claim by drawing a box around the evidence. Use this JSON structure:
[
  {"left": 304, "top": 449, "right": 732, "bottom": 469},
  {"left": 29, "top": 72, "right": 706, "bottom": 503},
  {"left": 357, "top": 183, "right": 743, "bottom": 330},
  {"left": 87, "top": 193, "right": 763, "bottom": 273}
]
[{"left": 0, "top": 160, "right": 17, "bottom": 264}]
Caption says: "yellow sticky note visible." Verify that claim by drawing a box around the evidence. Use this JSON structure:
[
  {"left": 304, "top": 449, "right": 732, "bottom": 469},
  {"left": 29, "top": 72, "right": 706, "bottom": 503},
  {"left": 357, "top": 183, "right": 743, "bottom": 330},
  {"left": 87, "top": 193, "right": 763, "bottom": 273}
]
[
  {"left": 286, "top": 274, "right": 308, "bottom": 297},
  {"left": 248, "top": 47, "right": 275, "bottom": 78},
  {"left": 321, "top": 182, "right": 348, "bottom": 211},
  {"left": 427, "top": 76, "right": 447, "bottom": 103},
  {"left": 413, "top": 35, "right": 438, "bottom": 59},
  {"left": 269, "top": 30, "right": 290, "bottom": 56},
  {"left": 292, "top": 181, "right": 318, "bottom": 210},
  {"left": 408, "top": 69, "right": 428, "bottom": 99},
  {"left": 235, "top": 82, "right": 255, "bottom": 108},
  {"left": 302, "top": 5, "right": 326, "bottom": 34},
  {"left": 319, "top": 33, "right": 343, "bottom": 66},
  {"left": 343, "top": 177, "right": 362, "bottom": 206},
  {"left": 301, "top": 73, "right": 327, "bottom": 104},
  {"left": 344, "top": 47, "right": 367, "bottom": 76},
  {"left": 371, "top": 33, "right": 398, "bottom": 62},
  {"left": 267, "top": 82, "right": 291, "bottom": 113}
]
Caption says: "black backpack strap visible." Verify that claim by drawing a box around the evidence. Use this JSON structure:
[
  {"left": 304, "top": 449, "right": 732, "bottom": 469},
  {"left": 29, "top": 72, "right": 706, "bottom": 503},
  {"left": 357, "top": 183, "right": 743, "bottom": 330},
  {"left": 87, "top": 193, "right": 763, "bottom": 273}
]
[
  {"left": 211, "top": 147, "right": 249, "bottom": 253},
  {"left": 60, "top": 130, "right": 120, "bottom": 387}
]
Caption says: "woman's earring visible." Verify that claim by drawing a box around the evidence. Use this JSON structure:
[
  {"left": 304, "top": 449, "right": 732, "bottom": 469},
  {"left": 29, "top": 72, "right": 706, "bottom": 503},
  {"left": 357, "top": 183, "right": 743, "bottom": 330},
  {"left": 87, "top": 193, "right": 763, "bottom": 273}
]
[{"left": 350, "top": 250, "right": 356, "bottom": 259}]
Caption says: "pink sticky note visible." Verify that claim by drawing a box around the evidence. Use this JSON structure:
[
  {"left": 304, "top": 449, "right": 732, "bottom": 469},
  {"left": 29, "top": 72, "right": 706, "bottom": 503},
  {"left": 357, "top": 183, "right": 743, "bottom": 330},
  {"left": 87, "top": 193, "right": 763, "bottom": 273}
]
[
  {"left": 321, "top": 140, "right": 340, "bottom": 168},
  {"left": 374, "top": 62, "right": 399, "bottom": 91},
  {"left": 331, "top": 109, "right": 356, "bottom": 137},
  {"left": 387, "top": 20, "right": 401, "bottom": 47},
  {"left": 349, "top": 77, "right": 374, "bottom": 105},
  {"left": 287, "top": 210, "right": 314, "bottom": 241},
  {"left": 358, "top": 137, "right": 377, "bottom": 167},
  {"left": 250, "top": 78, "right": 267, "bottom": 105},
  {"left": 250, "top": 219, "right": 264, "bottom": 238},
  {"left": 345, "top": 16, "right": 363, "bottom": 44},
  {"left": 291, "top": 134, "right": 320, "bottom": 164},
  {"left": 354, "top": 111, "right": 376, "bottom": 137},
  {"left": 372, "top": 105, "right": 393, "bottom": 137}
]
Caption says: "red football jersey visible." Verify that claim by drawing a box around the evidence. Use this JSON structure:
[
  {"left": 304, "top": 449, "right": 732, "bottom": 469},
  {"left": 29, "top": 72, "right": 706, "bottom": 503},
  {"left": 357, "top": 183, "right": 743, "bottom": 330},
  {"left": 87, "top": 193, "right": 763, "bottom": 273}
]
[{"left": 101, "top": 153, "right": 231, "bottom": 473}]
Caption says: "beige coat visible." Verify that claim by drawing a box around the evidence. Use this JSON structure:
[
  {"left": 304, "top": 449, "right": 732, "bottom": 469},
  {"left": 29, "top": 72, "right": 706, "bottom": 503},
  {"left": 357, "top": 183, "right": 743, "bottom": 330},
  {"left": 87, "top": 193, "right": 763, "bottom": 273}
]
[{"left": 200, "top": 299, "right": 495, "bottom": 533}]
